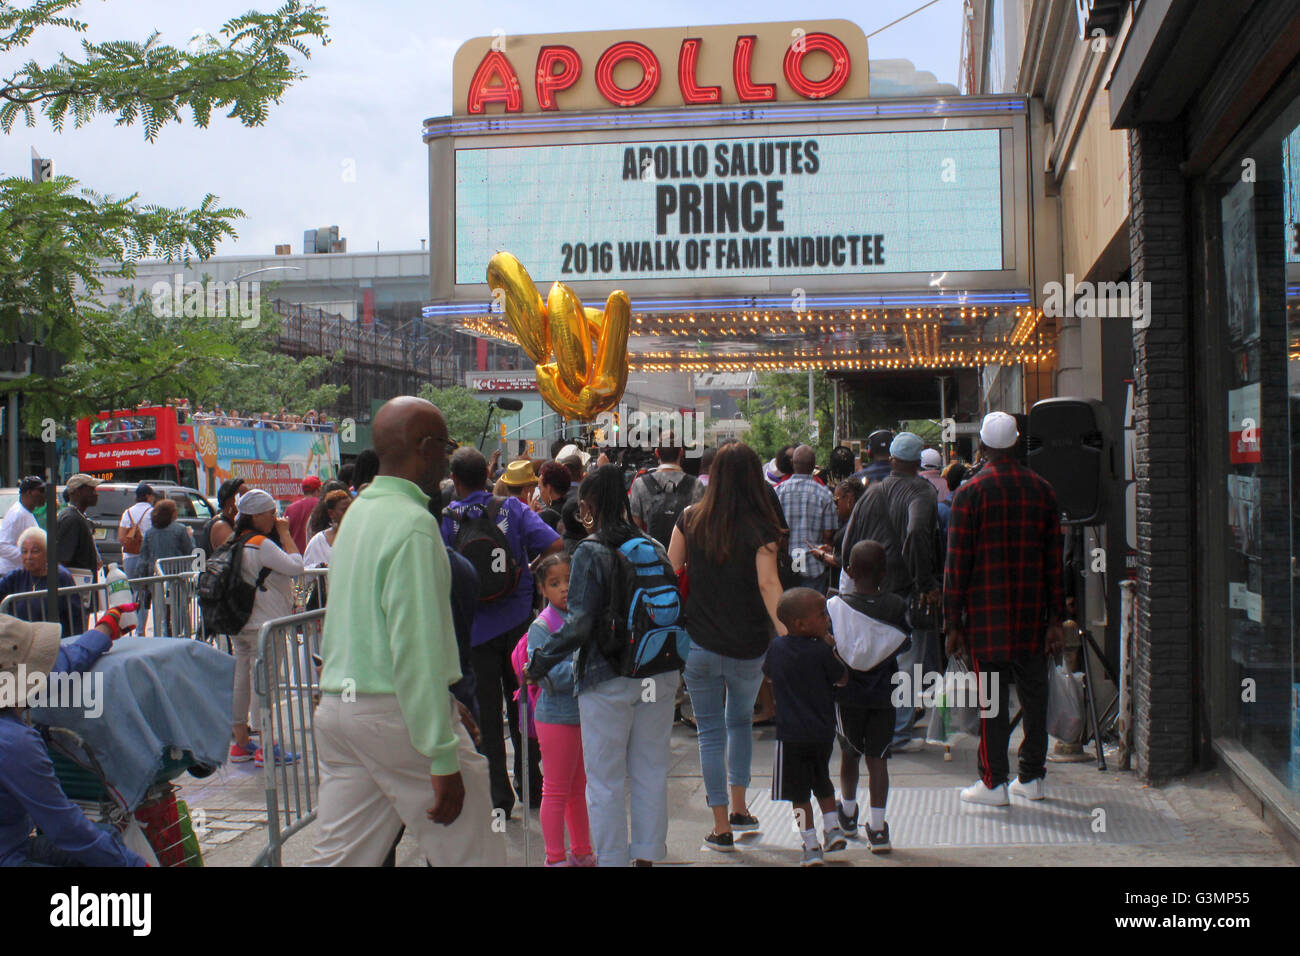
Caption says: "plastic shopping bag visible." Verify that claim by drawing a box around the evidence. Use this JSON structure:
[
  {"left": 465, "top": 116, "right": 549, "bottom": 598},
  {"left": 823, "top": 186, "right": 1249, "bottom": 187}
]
[
  {"left": 925, "top": 657, "right": 982, "bottom": 745},
  {"left": 1046, "top": 658, "right": 1085, "bottom": 744}
]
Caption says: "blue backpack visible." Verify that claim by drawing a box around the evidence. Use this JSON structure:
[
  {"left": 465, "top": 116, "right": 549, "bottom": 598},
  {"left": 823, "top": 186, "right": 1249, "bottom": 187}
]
[{"left": 597, "top": 536, "right": 691, "bottom": 678}]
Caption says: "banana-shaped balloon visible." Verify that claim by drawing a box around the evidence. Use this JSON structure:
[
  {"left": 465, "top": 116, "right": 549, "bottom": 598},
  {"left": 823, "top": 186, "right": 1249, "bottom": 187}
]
[{"left": 485, "top": 252, "right": 631, "bottom": 421}]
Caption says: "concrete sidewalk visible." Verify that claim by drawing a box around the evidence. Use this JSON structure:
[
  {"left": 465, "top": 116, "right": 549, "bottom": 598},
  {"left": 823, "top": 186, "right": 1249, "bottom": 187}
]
[{"left": 176, "top": 719, "right": 1295, "bottom": 867}]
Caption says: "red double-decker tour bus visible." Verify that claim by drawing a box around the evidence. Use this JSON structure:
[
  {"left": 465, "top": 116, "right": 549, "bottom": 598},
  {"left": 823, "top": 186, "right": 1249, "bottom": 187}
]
[
  {"left": 76, "top": 406, "right": 201, "bottom": 487},
  {"left": 77, "top": 405, "right": 342, "bottom": 502}
]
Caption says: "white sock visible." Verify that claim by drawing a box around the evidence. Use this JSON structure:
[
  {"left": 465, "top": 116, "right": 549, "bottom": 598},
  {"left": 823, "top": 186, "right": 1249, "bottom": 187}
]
[
  {"left": 801, "top": 827, "right": 819, "bottom": 849},
  {"left": 869, "top": 806, "right": 886, "bottom": 830},
  {"left": 840, "top": 796, "right": 857, "bottom": 816}
]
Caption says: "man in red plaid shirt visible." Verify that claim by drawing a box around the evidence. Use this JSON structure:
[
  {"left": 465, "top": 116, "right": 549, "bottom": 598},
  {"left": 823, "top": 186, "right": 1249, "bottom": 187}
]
[{"left": 943, "top": 412, "right": 1065, "bottom": 806}]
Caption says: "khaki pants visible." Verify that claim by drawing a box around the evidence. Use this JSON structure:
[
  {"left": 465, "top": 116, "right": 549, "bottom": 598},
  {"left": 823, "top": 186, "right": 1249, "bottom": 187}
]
[{"left": 306, "top": 693, "right": 503, "bottom": 867}]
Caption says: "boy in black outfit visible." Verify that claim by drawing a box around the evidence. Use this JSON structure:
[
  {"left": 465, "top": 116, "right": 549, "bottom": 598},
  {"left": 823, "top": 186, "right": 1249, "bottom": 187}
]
[
  {"left": 829, "top": 540, "right": 910, "bottom": 852},
  {"left": 764, "top": 587, "right": 849, "bottom": 866}
]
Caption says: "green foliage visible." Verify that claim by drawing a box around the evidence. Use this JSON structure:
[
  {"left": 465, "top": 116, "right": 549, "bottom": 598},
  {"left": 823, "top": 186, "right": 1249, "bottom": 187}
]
[
  {"left": 19, "top": 289, "right": 345, "bottom": 429},
  {"left": 417, "top": 385, "right": 519, "bottom": 450},
  {"left": 740, "top": 371, "right": 835, "bottom": 465},
  {"left": 0, "top": 0, "right": 330, "bottom": 433},
  {"left": 0, "top": 1, "right": 329, "bottom": 138},
  {"left": 0, "top": 176, "right": 242, "bottom": 361}
]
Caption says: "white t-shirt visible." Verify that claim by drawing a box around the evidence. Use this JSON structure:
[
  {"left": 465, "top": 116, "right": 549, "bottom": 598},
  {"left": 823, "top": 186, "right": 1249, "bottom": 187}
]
[
  {"left": 118, "top": 501, "right": 154, "bottom": 538},
  {"left": 0, "top": 501, "right": 37, "bottom": 576},
  {"left": 239, "top": 533, "right": 305, "bottom": 634},
  {"left": 303, "top": 530, "right": 332, "bottom": 569}
]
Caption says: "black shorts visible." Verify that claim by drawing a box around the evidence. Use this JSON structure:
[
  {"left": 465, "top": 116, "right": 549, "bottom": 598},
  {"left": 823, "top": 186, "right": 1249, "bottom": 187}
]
[
  {"left": 835, "top": 703, "right": 894, "bottom": 759},
  {"left": 772, "top": 740, "right": 835, "bottom": 804}
]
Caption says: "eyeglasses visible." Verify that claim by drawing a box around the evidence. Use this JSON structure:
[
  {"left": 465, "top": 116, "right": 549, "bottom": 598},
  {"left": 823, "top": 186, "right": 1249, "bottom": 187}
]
[{"left": 423, "top": 435, "right": 458, "bottom": 455}]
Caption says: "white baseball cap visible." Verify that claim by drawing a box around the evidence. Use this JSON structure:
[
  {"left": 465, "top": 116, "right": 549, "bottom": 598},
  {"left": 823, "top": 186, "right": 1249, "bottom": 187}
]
[
  {"left": 920, "top": 448, "right": 942, "bottom": 469},
  {"left": 980, "top": 411, "right": 1020, "bottom": 450},
  {"left": 556, "top": 444, "right": 591, "bottom": 467}
]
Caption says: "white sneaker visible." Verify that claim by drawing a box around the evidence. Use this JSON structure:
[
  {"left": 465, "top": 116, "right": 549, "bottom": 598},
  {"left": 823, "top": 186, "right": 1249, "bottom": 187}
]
[
  {"left": 1009, "top": 776, "right": 1046, "bottom": 801},
  {"left": 960, "top": 780, "right": 1009, "bottom": 806}
]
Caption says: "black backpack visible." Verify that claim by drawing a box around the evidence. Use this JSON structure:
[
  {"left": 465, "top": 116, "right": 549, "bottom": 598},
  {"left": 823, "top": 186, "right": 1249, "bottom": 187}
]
[
  {"left": 639, "top": 471, "right": 696, "bottom": 547},
  {"left": 197, "top": 531, "right": 271, "bottom": 635},
  {"left": 444, "top": 497, "right": 520, "bottom": 604},
  {"left": 594, "top": 535, "right": 691, "bottom": 679}
]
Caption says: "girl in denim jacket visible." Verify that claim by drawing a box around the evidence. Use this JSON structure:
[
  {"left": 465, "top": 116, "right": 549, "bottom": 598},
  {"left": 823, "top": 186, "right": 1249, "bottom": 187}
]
[{"left": 525, "top": 554, "right": 595, "bottom": 866}]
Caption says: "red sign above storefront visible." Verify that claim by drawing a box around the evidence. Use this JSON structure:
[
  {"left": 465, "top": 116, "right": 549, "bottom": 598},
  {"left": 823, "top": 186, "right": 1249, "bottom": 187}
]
[
  {"left": 470, "top": 377, "right": 537, "bottom": 392},
  {"left": 452, "top": 20, "right": 870, "bottom": 116}
]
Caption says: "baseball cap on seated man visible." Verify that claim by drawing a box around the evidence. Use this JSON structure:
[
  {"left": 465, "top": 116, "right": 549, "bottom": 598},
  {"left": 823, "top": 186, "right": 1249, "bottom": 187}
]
[
  {"left": 889, "top": 432, "right": 923, "bottom": 462},
  {"left": 980, "top": 411, "right": 1020, "bottom": 449},
  {"left": 920, "top": 448, "right": 942, "bottom": 469},
  {"left": 0, "top": 613, "right": 62, "bottom": 707}
]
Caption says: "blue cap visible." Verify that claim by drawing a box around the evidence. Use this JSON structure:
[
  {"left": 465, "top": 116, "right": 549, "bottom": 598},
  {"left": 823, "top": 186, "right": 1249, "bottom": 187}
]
[{"left": 889, "top": 432, "right": 923, "bottom": 462}]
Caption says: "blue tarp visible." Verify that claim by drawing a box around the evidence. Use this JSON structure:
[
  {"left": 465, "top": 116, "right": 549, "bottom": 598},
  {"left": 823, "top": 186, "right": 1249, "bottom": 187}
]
[{"left": 30, "top": 637, "right": 234, "bottom": 811}]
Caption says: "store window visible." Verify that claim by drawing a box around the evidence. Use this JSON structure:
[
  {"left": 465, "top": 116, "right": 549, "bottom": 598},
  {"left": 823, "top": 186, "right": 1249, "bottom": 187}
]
[{"left": 1203, "top": 94, "right": 1300, "bottom": 803}]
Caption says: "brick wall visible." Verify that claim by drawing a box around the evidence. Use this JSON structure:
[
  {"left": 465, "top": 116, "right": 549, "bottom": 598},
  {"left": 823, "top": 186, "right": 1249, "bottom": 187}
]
[{"left": 1126, "top": 122, "right": 1196, "bottom": 781}]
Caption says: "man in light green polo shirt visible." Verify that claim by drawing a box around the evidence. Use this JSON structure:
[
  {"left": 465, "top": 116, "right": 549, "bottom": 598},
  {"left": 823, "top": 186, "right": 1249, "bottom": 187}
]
[{"left": 307, "top": 396, "right": 502, "bottom": 866}]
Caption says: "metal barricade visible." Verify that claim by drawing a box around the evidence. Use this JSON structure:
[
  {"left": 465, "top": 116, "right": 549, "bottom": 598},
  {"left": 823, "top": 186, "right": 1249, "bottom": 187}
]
[
  {"left": 252, "top": 609, "right": 325, "bottom": 867},
  {"left": 0, "top": 577, "right": 113, "bottom": 636},
  {"left": 292, "top": 567, "right": 329, "bottom": 611},
  {"left": 152, "top": 556, "right": 203, "bottom": 641},
  {"left": 0, "top": 573, "right": 204, "bottom": 639}
]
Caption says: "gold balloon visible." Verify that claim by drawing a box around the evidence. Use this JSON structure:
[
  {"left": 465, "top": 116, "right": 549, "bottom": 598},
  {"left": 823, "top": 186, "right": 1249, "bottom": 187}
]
[
  {"left": 483, "top": 253, "right": 632, "bottom": 421},
  {"left": 486, "top": 253, "right": 549, "bottom": 364}
]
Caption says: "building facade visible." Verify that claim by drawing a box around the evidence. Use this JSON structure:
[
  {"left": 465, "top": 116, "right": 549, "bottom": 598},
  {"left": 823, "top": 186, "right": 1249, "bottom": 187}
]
[{"left": 972, "top": 0, "right": 1300, "bottom": 845}]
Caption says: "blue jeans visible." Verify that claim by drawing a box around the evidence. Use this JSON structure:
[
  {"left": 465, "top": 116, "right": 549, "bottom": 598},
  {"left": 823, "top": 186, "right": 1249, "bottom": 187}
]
[
  {"left": 683, "top": 645, "right": 766, "bottom": 808},
  {"left": 893, "top": 628, "right": 942, "bottom": 745}
]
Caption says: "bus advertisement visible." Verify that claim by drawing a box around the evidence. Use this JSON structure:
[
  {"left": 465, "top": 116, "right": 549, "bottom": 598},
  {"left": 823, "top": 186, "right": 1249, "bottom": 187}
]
[{"left": 77, "top": 407, "right": 340, "bottom": 502}]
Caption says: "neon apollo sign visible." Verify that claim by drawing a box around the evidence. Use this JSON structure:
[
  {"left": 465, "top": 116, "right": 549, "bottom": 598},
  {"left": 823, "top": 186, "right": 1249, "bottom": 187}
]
[
  {"left": 466, "top": 34, "right": 851, "bottom": 112},
  {"left": 454, "top": 21, "right": 869, "bottom": 115}
]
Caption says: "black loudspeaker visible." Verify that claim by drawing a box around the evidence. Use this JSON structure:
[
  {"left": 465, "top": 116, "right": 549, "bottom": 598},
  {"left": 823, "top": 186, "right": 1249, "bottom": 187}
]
[{"left": 1027, "top": 397, "right": 1112, "bottom": 525}]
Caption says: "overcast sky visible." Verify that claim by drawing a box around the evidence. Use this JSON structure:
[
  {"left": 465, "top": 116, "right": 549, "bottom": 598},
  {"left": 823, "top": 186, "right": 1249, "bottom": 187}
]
[{"left": 1, "top": 0, "right": 964, "bottom": 257}]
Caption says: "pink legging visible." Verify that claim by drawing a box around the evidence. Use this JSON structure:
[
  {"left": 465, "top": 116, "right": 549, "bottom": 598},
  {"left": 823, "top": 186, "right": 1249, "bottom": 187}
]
[{"left": 535, "top": 720, "right": 592, "bottom": 863}]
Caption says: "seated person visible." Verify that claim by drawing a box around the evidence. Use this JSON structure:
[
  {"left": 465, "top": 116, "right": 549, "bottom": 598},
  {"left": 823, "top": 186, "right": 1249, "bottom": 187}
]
[
  {"left": 0, "top": 606, "right": 146, "bottom": 866},
  {"left": 0, "top": 527, "right": 84, "bottom": 636}
]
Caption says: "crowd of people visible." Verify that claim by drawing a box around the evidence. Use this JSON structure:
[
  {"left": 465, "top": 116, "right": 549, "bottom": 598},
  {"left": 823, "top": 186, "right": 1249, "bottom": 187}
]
[
  {"left": 300, "top": 399, "right": 1063, "bottom": 866},
  {"left": 0, "top": 394, "right": 1067, "bottom": 868},
  {"left": 187, "top": 404, "right": 337, "bottom": 432},
  {"left": 86, "top": 400, "right": 340, "bottom": 439}
]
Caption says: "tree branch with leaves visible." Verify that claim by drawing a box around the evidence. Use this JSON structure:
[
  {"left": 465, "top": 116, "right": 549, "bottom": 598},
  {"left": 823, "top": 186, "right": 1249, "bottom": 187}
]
[{"left": 0, "top": 0, "right": 330, "bottom": 434}]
